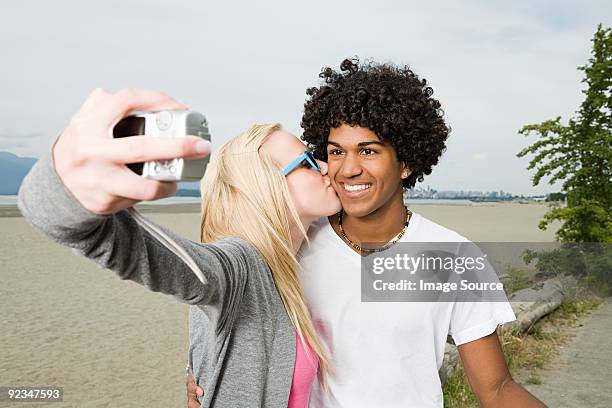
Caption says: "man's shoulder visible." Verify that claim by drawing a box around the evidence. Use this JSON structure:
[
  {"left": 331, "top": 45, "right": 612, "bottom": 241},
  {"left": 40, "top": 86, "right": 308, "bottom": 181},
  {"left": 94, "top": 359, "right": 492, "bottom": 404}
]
[
  {"left": 299, "top": 217, "right": 339, "bottom": 258},
  {"left": 408, "top": 212, "right": 470, "bottom": 243}
]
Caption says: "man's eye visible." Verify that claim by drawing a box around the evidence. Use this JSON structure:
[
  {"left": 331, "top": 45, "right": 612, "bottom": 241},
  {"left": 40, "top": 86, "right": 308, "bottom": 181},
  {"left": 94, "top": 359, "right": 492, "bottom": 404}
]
[
  {"left": 328, "top": 149, "right": 342, "bottom": 156},
  {"left": 361, "top": 148, "right": 376, "bottom": 155}
]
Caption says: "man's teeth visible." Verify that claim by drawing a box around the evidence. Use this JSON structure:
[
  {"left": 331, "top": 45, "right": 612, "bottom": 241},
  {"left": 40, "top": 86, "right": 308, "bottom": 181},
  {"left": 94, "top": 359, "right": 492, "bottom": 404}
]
[{"left": 344, "top": 184, "right": 371, "bottom": 192}]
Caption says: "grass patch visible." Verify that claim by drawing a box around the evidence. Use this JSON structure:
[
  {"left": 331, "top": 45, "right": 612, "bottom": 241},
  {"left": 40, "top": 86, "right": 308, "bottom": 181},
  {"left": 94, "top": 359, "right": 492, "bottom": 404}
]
[
  {"left": 502, "top": 267, "right": 532, "bottom": 295},
  {"left": 526, "top": 375, "right": 542, "bottom": 385},
  {"left": 443, "top": 370, "right": 477, "bottom": 408},
  {"left": 557, "top": 297, "right": 602, "bottom": 321},
  {"left": 500, "top": 326, "right": 563, "bottom": 371}
]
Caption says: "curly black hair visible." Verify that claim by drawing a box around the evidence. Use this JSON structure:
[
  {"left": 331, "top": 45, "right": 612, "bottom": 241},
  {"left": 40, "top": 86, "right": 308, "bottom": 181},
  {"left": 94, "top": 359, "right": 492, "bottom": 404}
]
[{"left": 301, "top": 57, "right": 450, "bottom": 189}]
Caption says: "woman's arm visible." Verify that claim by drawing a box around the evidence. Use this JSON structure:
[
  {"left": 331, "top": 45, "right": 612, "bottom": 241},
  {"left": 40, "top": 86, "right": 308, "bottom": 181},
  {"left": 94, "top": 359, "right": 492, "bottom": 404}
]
[
  {"left": 18, "top": 151, "right": 237, "bottom": 305},
  {"left": 16, "top": 88, "right": 230, "bottom": 306}
]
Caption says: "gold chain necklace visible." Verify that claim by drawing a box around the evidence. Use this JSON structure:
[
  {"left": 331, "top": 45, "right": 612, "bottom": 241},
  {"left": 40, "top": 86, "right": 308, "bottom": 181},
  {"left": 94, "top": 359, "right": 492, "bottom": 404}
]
[{"left": 337, "top": 206, "right": 412, "bottom": 254}]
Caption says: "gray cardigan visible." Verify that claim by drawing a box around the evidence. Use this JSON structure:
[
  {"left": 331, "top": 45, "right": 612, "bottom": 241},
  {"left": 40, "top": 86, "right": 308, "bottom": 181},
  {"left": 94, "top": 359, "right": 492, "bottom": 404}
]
[{"left": 17, "top": 152, "right": 296, "bottom": 408}]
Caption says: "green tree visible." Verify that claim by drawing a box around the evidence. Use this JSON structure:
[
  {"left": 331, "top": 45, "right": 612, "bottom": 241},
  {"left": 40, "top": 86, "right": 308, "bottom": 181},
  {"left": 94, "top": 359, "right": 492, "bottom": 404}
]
[
  {"left": 518, "top": 24, "right": 612, "bottom": 243},
  {"left": 545, "top": 192, "right": 566, "bottom": 202}
]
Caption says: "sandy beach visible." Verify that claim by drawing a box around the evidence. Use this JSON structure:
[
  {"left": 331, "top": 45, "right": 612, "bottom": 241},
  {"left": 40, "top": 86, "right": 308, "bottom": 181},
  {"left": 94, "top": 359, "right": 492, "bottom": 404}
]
[{"left": 0, "top": 202, "right": 560, "bottom": 407}]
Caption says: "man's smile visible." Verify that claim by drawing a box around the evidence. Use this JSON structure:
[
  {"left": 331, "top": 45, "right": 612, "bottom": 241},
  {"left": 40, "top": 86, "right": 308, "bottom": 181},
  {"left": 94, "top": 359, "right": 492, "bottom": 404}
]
[{"left": 338, "top": 181, "right": 373, "bottom": 198}]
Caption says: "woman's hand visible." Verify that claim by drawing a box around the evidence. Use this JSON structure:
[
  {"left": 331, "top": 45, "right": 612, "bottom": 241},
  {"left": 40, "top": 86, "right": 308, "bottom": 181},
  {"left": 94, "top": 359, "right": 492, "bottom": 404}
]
[
  {"left": 186, "top": 369, "right": 204, "bottom": 408},
  {"left": 52, "top": 88, "right": 211, "bottom": 215}
]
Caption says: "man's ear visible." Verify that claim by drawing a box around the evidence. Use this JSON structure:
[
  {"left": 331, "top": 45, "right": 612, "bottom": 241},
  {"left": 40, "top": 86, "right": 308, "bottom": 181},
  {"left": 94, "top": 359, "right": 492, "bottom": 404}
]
[{"left": 401, "top": 163, "right": 412, "bottom": 179}]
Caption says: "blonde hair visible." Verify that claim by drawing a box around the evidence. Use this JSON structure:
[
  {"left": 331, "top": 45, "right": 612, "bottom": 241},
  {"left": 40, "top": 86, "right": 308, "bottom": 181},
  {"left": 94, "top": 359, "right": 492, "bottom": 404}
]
[{"left": 199, "top": 123, "right": 331, "bottom": 386}]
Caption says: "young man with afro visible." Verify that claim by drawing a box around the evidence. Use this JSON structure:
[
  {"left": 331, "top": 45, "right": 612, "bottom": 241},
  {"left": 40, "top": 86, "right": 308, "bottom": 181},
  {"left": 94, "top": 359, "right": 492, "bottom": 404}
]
[{"left": 188, "top": 58, "right": 546, "bottom": 407}]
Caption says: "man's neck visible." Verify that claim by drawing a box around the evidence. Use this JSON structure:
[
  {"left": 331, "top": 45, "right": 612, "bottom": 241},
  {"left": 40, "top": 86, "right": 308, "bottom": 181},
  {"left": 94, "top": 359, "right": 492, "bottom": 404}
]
[{"left": 330, "top": 193, "right": 408, "bottom": 247}]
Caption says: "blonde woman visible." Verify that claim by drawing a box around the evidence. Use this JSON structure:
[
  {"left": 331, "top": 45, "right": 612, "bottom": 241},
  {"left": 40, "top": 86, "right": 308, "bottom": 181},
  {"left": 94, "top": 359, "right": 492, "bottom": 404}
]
[{"left": 17, "top": 89, "right": 340, "bottom": 407}]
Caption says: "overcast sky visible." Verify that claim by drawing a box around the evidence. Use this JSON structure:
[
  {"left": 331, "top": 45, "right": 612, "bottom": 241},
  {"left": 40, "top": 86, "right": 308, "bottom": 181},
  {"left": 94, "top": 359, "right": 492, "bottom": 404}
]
[{"left": 1, "top": 1, "right": 610, "bottom": 195}]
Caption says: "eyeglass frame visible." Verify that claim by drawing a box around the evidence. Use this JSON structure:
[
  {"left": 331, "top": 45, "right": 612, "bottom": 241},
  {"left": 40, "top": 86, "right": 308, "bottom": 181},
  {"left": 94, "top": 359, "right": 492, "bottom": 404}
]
[{"left": 281, "top": 151, "right": 321, "bottom": 176}]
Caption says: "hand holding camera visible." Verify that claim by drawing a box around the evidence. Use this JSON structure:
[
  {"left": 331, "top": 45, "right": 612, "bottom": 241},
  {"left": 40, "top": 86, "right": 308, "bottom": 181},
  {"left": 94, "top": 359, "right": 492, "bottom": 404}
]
[{"left": 52, "top": 88, "right": 212, "bottom": 215}]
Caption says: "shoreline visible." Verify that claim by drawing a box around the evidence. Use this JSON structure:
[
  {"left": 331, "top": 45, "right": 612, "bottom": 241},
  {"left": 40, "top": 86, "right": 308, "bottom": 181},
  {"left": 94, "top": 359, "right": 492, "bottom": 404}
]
[
  {"left": 0, "top": 203, "right": 202, "bottom": 217},
  {"left": 0, "top": 200, "right": 557, "bottom": 218}
]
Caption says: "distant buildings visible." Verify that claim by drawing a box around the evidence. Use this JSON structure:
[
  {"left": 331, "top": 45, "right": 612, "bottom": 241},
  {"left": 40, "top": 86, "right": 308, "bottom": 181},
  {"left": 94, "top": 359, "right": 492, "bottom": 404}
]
[{"left": 403, "top": 186, "right": 548, "bottom": 201}]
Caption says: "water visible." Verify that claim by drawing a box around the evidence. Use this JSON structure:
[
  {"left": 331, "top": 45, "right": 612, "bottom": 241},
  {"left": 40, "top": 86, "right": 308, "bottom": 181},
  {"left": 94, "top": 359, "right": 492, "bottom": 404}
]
[
  {"left": 0, "top": 195, "right": 18, "bottom": 205},
  {"left": 0, "top": 195, "right": 203, "bottom": 206},
  {"left": 143, "top": 196, "right": 201, "bottom": 205},
  {"left": 406, "top": 198, "right": 474, "bottom": 205},
  {"left": 1, "top": 195, "right": 475, "bottom": 207}
]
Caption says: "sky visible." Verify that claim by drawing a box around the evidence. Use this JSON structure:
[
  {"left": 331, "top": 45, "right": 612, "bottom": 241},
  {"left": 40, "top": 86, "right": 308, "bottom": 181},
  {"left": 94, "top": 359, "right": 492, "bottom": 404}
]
[{"left": 1, "top": 1, "right": 610, "bottom": 195}]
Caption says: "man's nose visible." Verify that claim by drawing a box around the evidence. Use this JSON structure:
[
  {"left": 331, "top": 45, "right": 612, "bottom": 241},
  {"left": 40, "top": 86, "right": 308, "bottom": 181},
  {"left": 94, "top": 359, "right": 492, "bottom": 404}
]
[{"left": 339, "top": 155, "right": 362, "bottom": 177}]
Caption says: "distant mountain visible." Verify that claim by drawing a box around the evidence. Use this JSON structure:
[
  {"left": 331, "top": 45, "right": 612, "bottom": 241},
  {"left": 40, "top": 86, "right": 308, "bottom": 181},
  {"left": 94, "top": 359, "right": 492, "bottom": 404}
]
[
  {"left": 179, "top": 181, "right": 201, "bottom": 190},
  {"left": 0, "top": 152, "right": 37, "bottom": 194},
  {"left": 176, "top": 188, "right": 200, "bottom": 197}
]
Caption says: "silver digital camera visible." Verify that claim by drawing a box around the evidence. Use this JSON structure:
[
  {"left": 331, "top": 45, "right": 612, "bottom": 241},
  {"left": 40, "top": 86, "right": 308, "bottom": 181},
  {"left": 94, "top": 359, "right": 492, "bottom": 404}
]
[{"left": 113, "top": 110, "right": 211, "bottom": 182}]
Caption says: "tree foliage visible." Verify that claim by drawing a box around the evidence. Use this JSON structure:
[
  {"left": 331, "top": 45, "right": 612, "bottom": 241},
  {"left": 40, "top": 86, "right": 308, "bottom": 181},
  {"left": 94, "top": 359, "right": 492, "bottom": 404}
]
[{"left": 518, "top": 25, "right": 612, "bottom": 243}]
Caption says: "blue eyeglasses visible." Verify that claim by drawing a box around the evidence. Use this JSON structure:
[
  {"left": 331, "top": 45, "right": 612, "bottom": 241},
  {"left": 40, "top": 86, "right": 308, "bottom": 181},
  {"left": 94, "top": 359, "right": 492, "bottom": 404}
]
[{"left": 281, "top": 151, "right": 321, "bottom": 176}]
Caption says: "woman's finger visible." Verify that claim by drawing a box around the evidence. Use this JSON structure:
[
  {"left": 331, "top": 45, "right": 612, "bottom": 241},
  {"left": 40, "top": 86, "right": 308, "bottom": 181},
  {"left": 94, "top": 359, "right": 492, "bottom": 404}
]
[
  {"left": 88, "top": 136, "right": 211, "bottom": 164},
  {"left": 105, "top": 197, "right": 141, "bottom": 214},
  {"left": 100, "top": 88, "right": 189, "bottom": 128},
  {"left": 101, "top": 166, "right": 178, "bottom": 202}
]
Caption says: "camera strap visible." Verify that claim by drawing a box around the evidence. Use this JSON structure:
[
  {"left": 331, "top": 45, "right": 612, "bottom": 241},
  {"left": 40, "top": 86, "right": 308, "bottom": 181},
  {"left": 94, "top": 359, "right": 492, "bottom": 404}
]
[{"left": 127, "top": 207, "right": 208, "bottom": 285}]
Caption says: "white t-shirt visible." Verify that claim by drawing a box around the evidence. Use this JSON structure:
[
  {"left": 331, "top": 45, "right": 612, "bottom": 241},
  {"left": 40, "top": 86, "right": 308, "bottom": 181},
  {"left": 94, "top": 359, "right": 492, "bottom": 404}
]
[{"left": 298, "top": 213, "right": 516, "bottom": 408}]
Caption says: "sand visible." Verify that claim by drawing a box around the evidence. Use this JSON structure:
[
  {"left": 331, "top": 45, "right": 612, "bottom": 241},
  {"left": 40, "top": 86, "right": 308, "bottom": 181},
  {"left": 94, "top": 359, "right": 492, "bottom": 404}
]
[{"left": 0, "top": 202, "right": 560, "bottom": 407}]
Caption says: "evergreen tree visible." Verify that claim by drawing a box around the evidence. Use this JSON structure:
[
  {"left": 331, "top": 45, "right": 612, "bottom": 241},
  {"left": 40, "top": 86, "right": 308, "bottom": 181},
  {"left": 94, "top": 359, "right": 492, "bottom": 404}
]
[{"left": 518, "top": 25, "right": 612, "bottom": 243}]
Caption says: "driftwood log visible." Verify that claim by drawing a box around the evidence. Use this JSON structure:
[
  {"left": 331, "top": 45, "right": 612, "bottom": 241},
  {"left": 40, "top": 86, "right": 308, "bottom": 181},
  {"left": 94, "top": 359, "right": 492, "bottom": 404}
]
[{"left": 438, "top": 277, "right": 569, "bottom": 385}]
